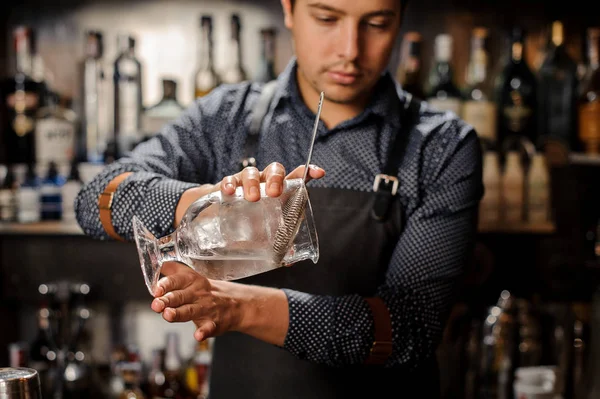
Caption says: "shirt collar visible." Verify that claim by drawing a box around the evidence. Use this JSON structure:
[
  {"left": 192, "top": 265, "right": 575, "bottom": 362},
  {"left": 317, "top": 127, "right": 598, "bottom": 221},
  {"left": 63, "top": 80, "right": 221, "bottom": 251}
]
[{"left": 272, "top": 57, "right": 405, "bottom": 130}]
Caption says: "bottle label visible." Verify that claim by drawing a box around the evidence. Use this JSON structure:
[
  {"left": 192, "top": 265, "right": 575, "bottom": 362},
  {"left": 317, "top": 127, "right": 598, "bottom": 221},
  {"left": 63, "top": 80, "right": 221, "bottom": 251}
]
[
  {"left": 118, "top": 80, "right": 140, "bottom": 136},
  {"left": 18, "top": 187, "right": 40, "bottom": 223},
  {"left": 463, "top": 100, "right": 498, "bottom": 142},
  {"left": 0, "top": 189, "right": 17, "bottom": 221},
  {"left": 503, "top": 102, "right": 532, "bottom": 133},
  {"left": 35, "top": 117, "right": 75, "bottom": 165},
  {"left": 579, "top": 101, "right": 600, "bottom": 152},
  {"left": 7, "top": 91, "right": 39, "bottom": 137},
  {"left": 428, "top": 98, "right": 462, "bottom": 115}
]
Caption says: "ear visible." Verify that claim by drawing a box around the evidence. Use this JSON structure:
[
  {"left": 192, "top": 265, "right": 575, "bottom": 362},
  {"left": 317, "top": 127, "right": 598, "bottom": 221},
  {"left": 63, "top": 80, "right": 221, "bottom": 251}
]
[{"left": 281, "top": 0, "right": 294, "bottom": 29}]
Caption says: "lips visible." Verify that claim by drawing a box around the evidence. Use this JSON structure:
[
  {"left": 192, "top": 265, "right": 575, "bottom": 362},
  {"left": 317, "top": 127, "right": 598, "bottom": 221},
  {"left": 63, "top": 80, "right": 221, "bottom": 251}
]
[{"left": 327, "top": 70, "right": 360, "bottom": 85}]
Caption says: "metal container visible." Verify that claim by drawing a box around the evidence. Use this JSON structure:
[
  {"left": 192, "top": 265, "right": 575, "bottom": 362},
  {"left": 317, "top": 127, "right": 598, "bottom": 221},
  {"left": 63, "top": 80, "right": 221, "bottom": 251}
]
[{"left": 0, "top": 368, "right": 42, "bottom": 399}]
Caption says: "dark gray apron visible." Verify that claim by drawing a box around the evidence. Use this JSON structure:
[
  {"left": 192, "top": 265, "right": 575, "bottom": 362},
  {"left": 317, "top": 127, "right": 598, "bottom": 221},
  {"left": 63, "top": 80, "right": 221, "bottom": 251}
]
[{"left": 208, "top": 83, "right": 440, "bottom": 398}]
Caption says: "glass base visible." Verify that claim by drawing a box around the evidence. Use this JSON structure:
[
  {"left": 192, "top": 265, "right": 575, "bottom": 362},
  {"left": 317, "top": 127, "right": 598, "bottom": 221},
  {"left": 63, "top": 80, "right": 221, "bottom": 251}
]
[{"left": 132, "top": 216, "right": 162, "bottom": 295}]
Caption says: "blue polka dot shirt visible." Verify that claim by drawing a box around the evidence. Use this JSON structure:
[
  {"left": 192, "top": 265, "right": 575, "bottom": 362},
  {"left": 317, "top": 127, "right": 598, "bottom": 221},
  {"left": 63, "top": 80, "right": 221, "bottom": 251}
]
[{"left": 75, "top": 57, "right": 484, "bottom": 369}]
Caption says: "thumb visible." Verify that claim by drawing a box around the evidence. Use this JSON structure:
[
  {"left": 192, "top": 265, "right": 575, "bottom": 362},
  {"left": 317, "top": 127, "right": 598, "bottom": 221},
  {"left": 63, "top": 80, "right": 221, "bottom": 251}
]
[
  {"left": 285, "top": 165, "right": 325, "bottom": 183},
  {"left": 194, "top": 320, "right": 218, "bottom": 342}
]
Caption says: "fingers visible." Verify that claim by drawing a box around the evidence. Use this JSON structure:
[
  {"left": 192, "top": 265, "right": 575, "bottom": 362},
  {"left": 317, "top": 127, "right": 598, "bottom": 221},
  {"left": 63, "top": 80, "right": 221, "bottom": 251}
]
[
  {"left": 151, "top": 288, "right": 195, "bottom": 313},
  {"left": 194, "top": 320, "right": 218, "bottom": 342},
  {"left": 241, "top": 166, "right": 261, "bottom": 202},
  {"left": 153, "top": 262, "right": 195, "bottom": 297},
  {"left": 286, "top": 164, "right": 326, "bottom": 183},
  {"left": 220, "top": 175, "right": 239, "bottom": 196},
  {"left": 161, "top": 303, "right": 204, "bottom": 323},
  {"left": 263, "top": 162, "right": 286, "bottom": 197}
]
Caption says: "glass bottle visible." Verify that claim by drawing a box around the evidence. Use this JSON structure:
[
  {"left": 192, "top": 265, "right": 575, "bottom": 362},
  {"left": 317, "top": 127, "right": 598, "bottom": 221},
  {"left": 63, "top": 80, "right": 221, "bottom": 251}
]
[
  {"left": 61, "top": 161, "right": 83, "bottom": 223},
  {"left": 118, "top": 362, "right": 146, "bottom": 399},
  {"left": 141, "top": 78, "right": 185, "bottom": 137},
  {"left": 0, "top": 26, "right": 43, "bottom": 165},
  {"left": 17, "top": 163, "right": 41, "bottom": 223},
  {"left": 0, "top": 165, "right": 18, "bottom": 222},
  {"left": 479, "top": 151, "right": 502, "bottom": 227},
  {"left": 462, "top": 27, "right": 497, "bottom": 149},
  {"left": 220, "top": 14, "right": 247, "bottom": 85},
  {"left": 537, "top": 21, "right": 579, "bottom": 152},
  {"left": 426, "top": 34, "right": 462, "bottom": 115},
  {"left": 578, "top": 27, "right": 600, "bottom": 155},
  {"left": 501, "top": 151, "right": 524, "bottom": 224},
  {"left": 526, "top": 153, "right": 550, "bottom": 224},
  {"left": 39, "top": 161, "right": 64, "bottom": 221},
  {"left": 81, "top": 30, "right": 108, "bottom": 164},
  {"left": 495, "top": 26, "right": 538, "bottom": 151},
  {"left": 153, "top": 332, "right": 194, "bottom": 399},
  {"left": 396, "top": 31, "right": 425, "bottom": 100},
  {"left": 255, "top": 28, "right": 278, "bottom": 83},
  {"left": 147, "top": 349, "right": 166, "bottom": 398},
  {"left": 35, "top": 89, "right": 78, "bottom": 169},
  {"left": 194, "top": 15, "right": 220, "bottom": 98},
  {"left": 113, "top": 34, "right": 143, "bottom": 158}
]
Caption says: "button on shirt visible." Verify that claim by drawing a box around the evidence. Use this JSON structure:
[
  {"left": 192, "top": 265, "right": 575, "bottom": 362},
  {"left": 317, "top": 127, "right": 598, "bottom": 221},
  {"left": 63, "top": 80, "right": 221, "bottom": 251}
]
[{"left": 75, "top": 57, "right": 484, "bottom": 369}]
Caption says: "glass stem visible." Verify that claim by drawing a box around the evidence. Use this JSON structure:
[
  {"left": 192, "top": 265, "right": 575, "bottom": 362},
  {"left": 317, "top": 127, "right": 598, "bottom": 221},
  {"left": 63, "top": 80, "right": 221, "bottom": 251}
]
[{"left": 157, "top": 232, "right": 179, "bottom": 264}]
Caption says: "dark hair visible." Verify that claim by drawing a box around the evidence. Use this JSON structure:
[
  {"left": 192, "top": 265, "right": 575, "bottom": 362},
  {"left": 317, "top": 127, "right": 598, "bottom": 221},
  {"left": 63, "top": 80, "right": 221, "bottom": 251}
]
[{"left": 290, "top": 0, "right": 409, "bottom": 15}]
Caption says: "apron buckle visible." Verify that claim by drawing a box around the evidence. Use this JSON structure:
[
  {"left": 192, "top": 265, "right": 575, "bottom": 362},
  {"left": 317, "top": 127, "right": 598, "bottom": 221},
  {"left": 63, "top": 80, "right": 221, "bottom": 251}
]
[{"left": 373, "top": 174, "right": 398, "bottom": 195}]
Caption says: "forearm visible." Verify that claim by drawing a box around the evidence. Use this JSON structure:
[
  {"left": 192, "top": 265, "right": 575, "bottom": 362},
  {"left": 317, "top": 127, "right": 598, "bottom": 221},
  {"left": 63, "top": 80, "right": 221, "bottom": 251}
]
[{"left": 212, "top": 280, "right": 289, "bottom": 346}]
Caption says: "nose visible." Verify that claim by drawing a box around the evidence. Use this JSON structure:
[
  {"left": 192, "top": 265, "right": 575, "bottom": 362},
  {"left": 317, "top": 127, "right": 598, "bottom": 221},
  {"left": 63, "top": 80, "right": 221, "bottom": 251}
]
[{"left": 337, "top": 21, "right": 360, "bottom": 61}]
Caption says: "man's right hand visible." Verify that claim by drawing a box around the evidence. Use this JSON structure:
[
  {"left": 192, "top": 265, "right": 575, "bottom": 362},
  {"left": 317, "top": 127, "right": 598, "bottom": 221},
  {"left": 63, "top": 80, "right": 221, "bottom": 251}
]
[{"left": 174, "top": 162, "right": 325, "bottom": 228}]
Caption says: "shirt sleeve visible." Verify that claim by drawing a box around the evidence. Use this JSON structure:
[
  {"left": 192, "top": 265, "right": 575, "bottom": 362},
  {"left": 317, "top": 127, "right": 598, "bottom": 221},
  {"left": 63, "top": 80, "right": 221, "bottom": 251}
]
[
  {"left": 282, "top": 121, "right": 484, "bottom": 368},
  {"left": 74, "top": 97, "right": 216, "bottom": 242}
]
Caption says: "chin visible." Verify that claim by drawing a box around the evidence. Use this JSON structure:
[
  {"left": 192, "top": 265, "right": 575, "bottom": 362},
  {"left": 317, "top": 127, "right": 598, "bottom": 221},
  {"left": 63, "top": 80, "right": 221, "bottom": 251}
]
[{"left": 320, "top": 83, "right": 365, "bottom": 104}]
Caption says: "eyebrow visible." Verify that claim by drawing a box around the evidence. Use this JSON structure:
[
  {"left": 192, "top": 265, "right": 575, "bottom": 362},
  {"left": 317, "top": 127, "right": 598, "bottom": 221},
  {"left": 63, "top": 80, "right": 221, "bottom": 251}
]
[{"left": 307, "top": 2, "right": 397, "bottom": 18}]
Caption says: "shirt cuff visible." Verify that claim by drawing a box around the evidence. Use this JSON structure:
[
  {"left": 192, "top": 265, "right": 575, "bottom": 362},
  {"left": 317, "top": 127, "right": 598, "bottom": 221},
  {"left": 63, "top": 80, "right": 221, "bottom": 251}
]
[{"left": 112, "top": 172, "right": 200, "bottom": 241}]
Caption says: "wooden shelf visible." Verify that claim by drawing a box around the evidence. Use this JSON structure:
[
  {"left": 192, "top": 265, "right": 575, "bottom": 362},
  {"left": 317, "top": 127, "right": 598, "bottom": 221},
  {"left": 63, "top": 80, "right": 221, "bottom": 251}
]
[
  {"left": 0, "top": 221, "right": 84, "bottom": 235},
  {"left": 478, "top": 221, "right": 556, "bottom": 234}
]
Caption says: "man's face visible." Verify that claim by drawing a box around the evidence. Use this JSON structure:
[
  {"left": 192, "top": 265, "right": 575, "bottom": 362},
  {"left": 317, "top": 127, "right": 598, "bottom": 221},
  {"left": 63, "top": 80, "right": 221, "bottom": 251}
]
[{"left": 282, "top": 0, "right": 402, "bottom": 104}]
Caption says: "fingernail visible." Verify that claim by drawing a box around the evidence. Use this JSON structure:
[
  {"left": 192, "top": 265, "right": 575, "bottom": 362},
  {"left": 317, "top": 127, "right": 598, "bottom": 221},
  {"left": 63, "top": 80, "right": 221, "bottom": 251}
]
[
  {"left": 225, "top": 183, "right": 235, "bottom": 191},
  {"left": 154, "top": 286, "right": 164, "bottom": 297},
  {"left": 165, "top": 308, "right": 176, "bottom": 319},
  {"left": 309, "top": 164, "right": 322, "bottom": 171},
  {"left": 269, "top": 182, "right": 280, "bottom": 192},
  {"left": 152, "top": 299, "right": 165, "bottom": 311},
  {"left": 250, "top": 186, "right": 259, "bottom": 197},
  {"left": 195, "top": 330, "right": 204, "bottom": 342}
]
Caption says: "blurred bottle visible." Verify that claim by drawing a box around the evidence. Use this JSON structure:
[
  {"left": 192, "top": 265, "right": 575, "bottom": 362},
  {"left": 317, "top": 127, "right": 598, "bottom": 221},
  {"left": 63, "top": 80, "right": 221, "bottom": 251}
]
[
  {"left": 80, "top": 30, "right": 109, "bottom": 164},
  {"left": 141, "top": 78, "right": 185, "bottom": 137},
  {"left": 0, "top": 26, "right": 44, "bottom": 165},
  {"left": 28, "top": 302, "right": 54, "bottom": 397},
  {"left": 146, "top": 349, "right": 166, "bottom": 398},
  {"left": 154, "top": 332, "right": 194, "bottom": 399},
  {"left": 185, "top": 339, "right": 212, "bottom": 399},
  {"left": 462, "top": 27, "right": 497, "bottom": 149},
  {"left": 220, "top": 14, "right": 247, "bottom": 85},
  {"left": 17, "top": 163, "right": 41, "bottom": 223},
  {"left": 118, "top": 362, "right": 146, "bottom": 399},
  {"left": 526, "top": 152, "right": 550, "bottom": 224},
  {"left": 194, "top": 15, "right": 220, "bottom": 98},
  {"left": 495, "top": 27, "right": 538, "bottom": 151},
  {"left": 61, "top": 161, "right": 83, "bottom": 223},
  {"left": 40, "top": 161, "right": 64, "bottom": 221},
  {"left": 396, "top": 31, "right": 425, "bottom": 100},
  {"left": 255, "top": 28, "right": 278, "bottom": 83},
  {"left": 35, "top": 88, "right": 78, "bottom": 169},
  {"left": 537, "top": 21, "right": 579, "bottom": 153},
  {"left": 501, "top": 151, "right": 524, "bottom": 224},
  {"left": 479, "top": 151, "right": 502, "bottom": 226},
  {"left": 113, "top": 34, "right": 143, "bottom": 158},
  {"left": 0, "top": 165, "right": 18, "bottom": 222},
  {"left": 426, "top": 34, "right": 462, "bottom": 114},
  {"left": 578, "top": 27, "right": 600, "bottom": 155}
]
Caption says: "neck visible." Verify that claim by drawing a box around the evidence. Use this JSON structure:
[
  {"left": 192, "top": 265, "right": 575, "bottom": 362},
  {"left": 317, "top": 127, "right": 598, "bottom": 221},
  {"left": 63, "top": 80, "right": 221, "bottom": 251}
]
[{"left": 295, "top": 68, "right": 370, "bottom": 129}]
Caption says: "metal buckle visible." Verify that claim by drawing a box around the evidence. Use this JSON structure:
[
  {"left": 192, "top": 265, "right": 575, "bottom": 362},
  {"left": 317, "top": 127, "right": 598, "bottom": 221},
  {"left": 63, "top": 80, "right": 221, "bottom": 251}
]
[
  {"left": 240, "top": 157, "right": 257, "bottom": 169},
  {"left": 373, "top": 174, "right": 399, "bottom": 196},
  {"left": 98, "top": 192, "right": 114, "bottom": 211}
]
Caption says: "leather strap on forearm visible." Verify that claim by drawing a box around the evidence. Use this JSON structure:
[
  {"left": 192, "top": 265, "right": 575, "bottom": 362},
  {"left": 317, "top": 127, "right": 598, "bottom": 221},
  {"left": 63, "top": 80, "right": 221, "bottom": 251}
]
[
  {"left": 98, "top": 172, "right": 133, "bottom": 242},
  {"left": 364, "top": 297, "right": 393, "bottom": 365}
]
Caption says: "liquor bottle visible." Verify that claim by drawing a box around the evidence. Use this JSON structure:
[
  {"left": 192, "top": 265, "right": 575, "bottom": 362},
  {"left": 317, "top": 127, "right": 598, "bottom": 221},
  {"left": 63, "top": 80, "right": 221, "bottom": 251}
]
[
  {"left": 0, "top": 165, "right": 18, "bottom": 222},
  {"left": 185, "top": 339, "right": 212, "bottom": 399},
  {"left": 39, "top": 161, "right": 64, "bottom": 221},
  {"left": 35, "top": 89, "right": 78, "bottom": 169},
  {"left": 396, "top": 31, "right": 425, "bottom": 100},
  {"left": 0, "top": 26, "right": 43, "bottom": 165},
  {"left": 61, "top": 161, "right": 83, "bottom": 222},
  {"left": 462, "top": 27, "right": 497, "bottom": 149},
  {"left": 426, "top": 34, "right": 462, "bottom": 114},
  {"left": 537, "top": 21, "right": 579, "bottom": 152},
  {"left": 118, "top": 362, "right": 146, "bottom": 399},
  {"left": 141, "top": 78, "right": 185, "bottom": 137},
  {"left": 220, "top": 14, "right": 248, "bottom": 85},
  {"left": 578, "top": 27, "right": 600, "bottom": 154},
  {"left": 154, "top": 332, "right": 194, "bottom": 399},
  {"left": 526, "top": 152, "right": 550, "bottom": 224},
  {"left": 28, "top": 303, "right": 53, "bottom": 398},
  {"left": 113, "top": 34, "right": 143, "bottom": 158},
  {"left": 194, "top": 15, "right": 220, "bottom": 98},
  {"left": 17, "top": 163, "right": 41, "bottom": 223},
  {"left": 255, "top": 27, "right": 278, "bottom": 83},
  {"left": 146, "top": 349, "right": 166, "bottom": 398},
  {"left": 501, "top": 151, "right": 524, "bottom": 224},
  {"left": 495, "top": 27, "right": 538, "bottom": 151},
  {"left": 479, "top": 151, "right": 502, "bottom": 226},
  {"left": 81, "top": 30, "right": 108, "bottom": 163}
]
